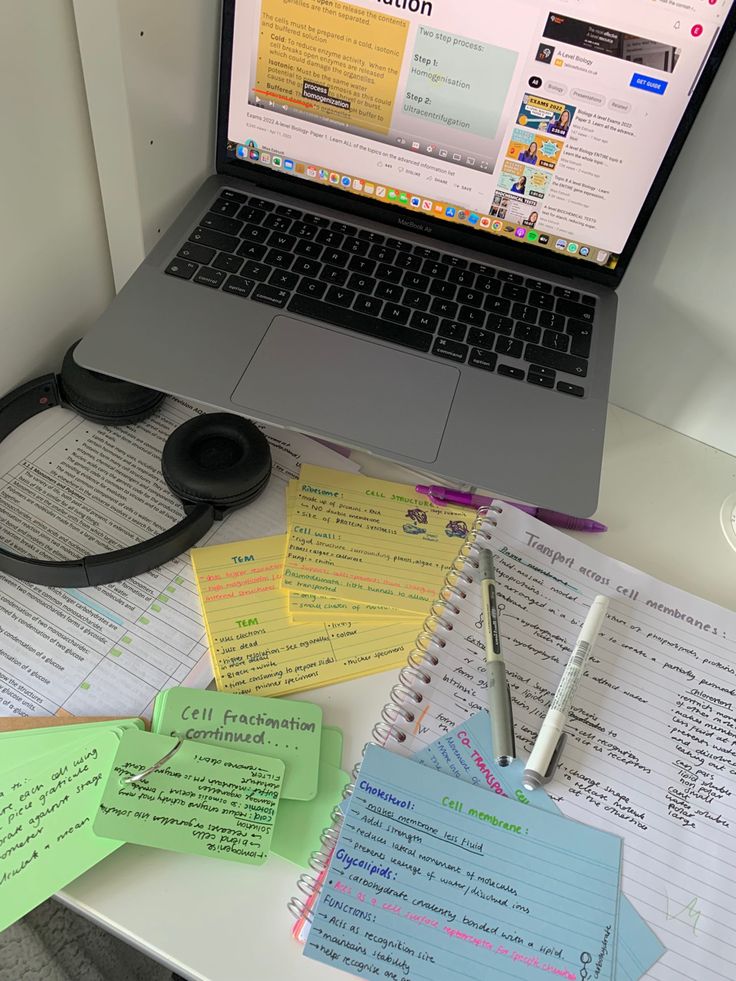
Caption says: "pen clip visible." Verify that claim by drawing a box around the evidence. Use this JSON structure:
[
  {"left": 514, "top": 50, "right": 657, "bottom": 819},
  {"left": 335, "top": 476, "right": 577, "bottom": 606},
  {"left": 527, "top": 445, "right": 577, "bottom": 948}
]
[
  {"left": 539, "top": 731, "right": 567, "bottom": 785},
  {"left": 506, "top": 683, "right": 517, "bottom": 758}
]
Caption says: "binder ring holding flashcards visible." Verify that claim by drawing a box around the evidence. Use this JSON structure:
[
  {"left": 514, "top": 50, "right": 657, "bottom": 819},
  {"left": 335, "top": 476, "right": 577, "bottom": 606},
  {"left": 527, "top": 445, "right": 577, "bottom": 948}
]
[{"left": 288, "top": 508, "right": 497, "bottom": 928}]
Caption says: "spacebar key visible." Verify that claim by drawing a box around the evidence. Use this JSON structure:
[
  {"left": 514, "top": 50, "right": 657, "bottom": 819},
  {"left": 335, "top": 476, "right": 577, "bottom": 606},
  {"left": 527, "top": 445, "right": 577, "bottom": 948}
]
[{"left": 288, "top": 294, "right": 432, "bottom": 352}]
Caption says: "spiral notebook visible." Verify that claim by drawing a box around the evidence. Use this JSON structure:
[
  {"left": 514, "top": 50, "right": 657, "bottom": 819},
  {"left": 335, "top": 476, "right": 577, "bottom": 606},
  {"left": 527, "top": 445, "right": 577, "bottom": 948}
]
[{"left": 289, "top": 503, "right": 736, "bottom": 980}]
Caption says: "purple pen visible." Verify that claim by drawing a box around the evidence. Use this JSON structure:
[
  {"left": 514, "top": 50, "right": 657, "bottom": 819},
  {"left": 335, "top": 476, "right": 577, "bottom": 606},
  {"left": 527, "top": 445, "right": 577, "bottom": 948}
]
[{"left": 415, "top": 485, "right": 607, "bottom": 533}]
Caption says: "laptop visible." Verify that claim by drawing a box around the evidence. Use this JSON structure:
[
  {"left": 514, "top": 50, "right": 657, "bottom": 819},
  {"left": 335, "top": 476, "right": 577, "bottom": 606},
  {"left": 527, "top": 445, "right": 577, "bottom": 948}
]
[{"left": 77, "top": 0, "right": 736, "bottom": 516}]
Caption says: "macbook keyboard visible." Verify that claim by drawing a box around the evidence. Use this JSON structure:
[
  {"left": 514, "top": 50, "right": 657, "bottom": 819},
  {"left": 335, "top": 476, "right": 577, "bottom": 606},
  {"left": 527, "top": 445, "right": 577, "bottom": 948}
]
[{"left": 165, "top": 189, "right": 595, "bottom": 398}]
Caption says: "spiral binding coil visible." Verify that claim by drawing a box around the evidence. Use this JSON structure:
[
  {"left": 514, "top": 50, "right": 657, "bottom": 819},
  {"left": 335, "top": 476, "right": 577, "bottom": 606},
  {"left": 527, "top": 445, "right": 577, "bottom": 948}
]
[{"left": 288, "top": 507, "right": 500, "bottom": 928}]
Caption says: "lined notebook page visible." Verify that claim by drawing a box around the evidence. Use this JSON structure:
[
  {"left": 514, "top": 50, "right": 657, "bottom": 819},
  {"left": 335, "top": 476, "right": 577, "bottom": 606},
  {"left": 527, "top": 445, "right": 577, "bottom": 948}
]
[{"left": 394, "top": 506, "right": 736, "bottom": 980}]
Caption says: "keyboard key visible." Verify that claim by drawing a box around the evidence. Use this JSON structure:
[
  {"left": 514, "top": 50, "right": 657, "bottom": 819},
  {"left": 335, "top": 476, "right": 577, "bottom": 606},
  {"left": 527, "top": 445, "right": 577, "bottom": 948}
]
[
  {"left": 347, "top": 273, "right": 376, "bottom": 294},
  {"left": 514, "top": 323, "right": 540, "bottom": 344},
  {"left": 237, "top": 241, "right": 267, "bottom": 261},
  {"left": 497, "top": 270, "right": 524, "bottom": 284},
  {"left": 422, "top": 260, "right": 446, "bottom": 279},
  {"left": 467, "top": 327, "right": 495, "bottom": 350},
  {"left": 320, "top": 266, "right": 349, "bottom": 286},
  {"left": 502, "top": 283, "right": 528, "bottom": 302},
  {"left": 568, "top": 320, "right": 592, "bottom": 358},
  {"left": 469, "top": 348, "right": 497, "bottom": 371},
  {"left": 348, "top": 256, "right": 375, "bottom": 276},
  {"left": 292, "top": 256, "right": 321, "bottom": 277},
  {"left": 539, "top": 310, "right": 566, "bottom": 331},
  {"left": 375, "top": 281, "right": 403, "bottom": 302},
  {"left": 275, "top": 205, "right": 302, "bottom": 219},
  {"left": 296, "top": 277, "right": 327, "bottom": 299},
  {"left": 497, "top": 364, "right": 525, "bottom": 380},
  {"left": 238, "top": 260, "right": 269, "bottom": 281},
  {"left": 470, "top": 261, "right": 494, "bottom": 275},
  {"left": 375, "top": 263, "right": 402, "bottom": 284},
  {"left": 495, "top": 336, "right": 523, "bottom": 358},
  {"left": 410, "top": 311, "right": 438, "bottom": 333},
  {"left": 238, "top": 205, "right": 267, "bottom": 224},
  {"left": 189, "top": 226, "right": 239, "bottom": 252},
  {"left": 331, "top": 221, "right": 358, "bottom": 236},
  {"left": 438, "top": 320, "right": 467, "bottom": 341},
  {"left": 484, "top": 296, "right": 511, "bottom": 316},
  {"left": 403, "top": 271, "right": 429, "bottom": 291},
  {"left": 444, "top": 255, "right": 468, "bottom": 270},
  {"left": 476, "top": 275, "right": 501, "bottom": 295},
  {"left": 343, "top": 236, "right": 368, "bottom": 256},
  {"left": 268, "top": 231, "right": 296, "bottom": 251},
  {"left": 325, "top": 286, "right": 355, "bottom": 307},
  {"left": 269, "top": 269, "right": 299, "bottom": 290},
  {"left": 295, "top": 240, "right": 323, "bottom": 258},
  {"left": 316, "top": 229, "right": 344, "bottom": 247},
  {"left": 386, "top": 237, "right": 413, "bottom": 252},
  {"left": 178, "top": 243, "right": 215, "bottom": 264},
  {"left": 553, "top": 286, "right": 580, "bottom": 301},
  {"left": 323, "top": 248, "right": 350, "bottom": 267},
  {"left": 370, "top": 245, "right": 397, "bottom": 264},
  {"left": 527, "top": 371, "right": 555, "bottom": 389},
  {"left": 525, "top": 278, "right": 552, "bottom": 293},
  {"left": 556, "top": 298, "right": 594, "bottom": 323},
  {"left": 264, "top": 214, "right": 293, "bottom": 232},
  {"left": 287, "top": 295, "right": 432, "bottom": 352},
  {"left": 528, "top": 289, "right": 554, "bottom": 311},
  {"left": 264, "top": 249, "right": 294, "bottom": 269},
  {"left": 358, "top": 229, "right": 385, "bottom": 243},
  {"left": 239, "top": 224, "right": 270, "bottom": 244},
  {"left": 448, "top": 268, "right": 475, "bottom": 287},
  {"left": 458, "top": 305, "right": 485, "bottom": 326},
  {"left": 403, "top": 290, "right": 429, "bottom": 311},
  {"left": 291, "top": 221, "right": 316, "bottom": 239},
  {"left": 165, "top": 259, "right": 198, "bottom": 280},
  {"left": 301, "top": 213, "right": 330, "bottom": 226},
  {"left": 581, "top": 294, "right": 597, "bottom": 307},
  {"left": 524, "top": 344, "right": 588, "bottom": 377},
  {"left": 395, "top": 253, "right": 422, "bottom": 271},
  {"left": 223, "top": 274, "right": 255, "bottom": 297},
  {"left": 220, "top": 188, "right": 247, "bottom": 203},
  {"left": 212, "top": 253, "right": 243, "bottom": 274},
  {"left": 429, "top": 280, "right": 456, "bottom": 300},
  {"left": 382, "top": 303, "right": 410, "bottom": 325},
  {"left": 210, "top": 198, "right": 241, "bottom": 217},
  {"left": 543, "top": 329, "right": 570, "bottom": 353},
  {"left": 432, "top": 337, "right": 468, "bottom": 363},
  {"left": 512, "top": 303, "right": 537, "bottom": 324},
  {"left": 557, "top": 381, "right": 585, "bottom": 397},
  {"left": 253, "top": 284, "right": 289, "bottom": 307},
  {"left": 201, "top": 212, "right": 242, "bottom": 235},
  {"left": 248, "top": 197, "right": 275, "bottom": 211},
  {"left": 430, "top": 298, "right": 458, "bottom": 319},
  {"left": 354, "top": 295, "right": 383, "bottom": 316},
  {"left": 415, "top": 246, "right": 440, "bottom": 261},
  {"left": 193, "top": 267, "right": 225, "bottom": 288},
  {"left": 529, "top": 364, "right": 555, "bottom": 379},
  {"left": 486, "top": 315, "right": 513, "bottom": 335},
  {"left": 456, "top": 288, "right": 483, "bottom": 308}
]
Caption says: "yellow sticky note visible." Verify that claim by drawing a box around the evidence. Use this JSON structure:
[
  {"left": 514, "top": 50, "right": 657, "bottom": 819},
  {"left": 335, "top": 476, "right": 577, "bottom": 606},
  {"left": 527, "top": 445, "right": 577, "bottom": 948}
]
[
  {"left": 190, "top": 535, "right": 419, "bottom": 696},
  {"left": 283, "top": 466, "right": 472, "bottom": 615}
]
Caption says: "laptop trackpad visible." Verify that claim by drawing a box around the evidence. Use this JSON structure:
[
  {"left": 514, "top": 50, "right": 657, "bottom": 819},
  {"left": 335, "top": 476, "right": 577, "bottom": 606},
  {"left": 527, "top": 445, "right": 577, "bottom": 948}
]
[{"left": 230, "top": 316, "right": 459, "bottom": 462}]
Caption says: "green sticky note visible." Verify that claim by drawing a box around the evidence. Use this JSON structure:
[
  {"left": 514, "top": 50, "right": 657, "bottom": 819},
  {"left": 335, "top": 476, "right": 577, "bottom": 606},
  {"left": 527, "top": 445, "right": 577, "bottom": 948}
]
[
  {"left": 0, "top": 732, "right": 123, "bottom": 933},
  {"left": 94, "top": 731, "right": 284, "bottom": 864},
  {"left": 152, "top": 688, "right": 322, "bottom": 800},
  {"left": 321, "top": 727, "right": 343, "bottom": 769},
  {"left": 271, "top": 762, "right": 348, "bottom": 868}
]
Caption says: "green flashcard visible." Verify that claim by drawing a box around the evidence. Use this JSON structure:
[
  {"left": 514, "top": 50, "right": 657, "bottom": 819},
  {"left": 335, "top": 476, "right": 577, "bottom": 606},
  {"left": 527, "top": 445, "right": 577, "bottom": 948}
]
[
  {"left": 271, "top": 727, "right": 348, "bottom": 868},
  {"left": 0, "top": 720, "right": 144, "bottom": 775},
  {"left": 320, "top": 726, "right": 343, "bottom": 769},
  {"left": 152, "top": 688, "right": 322, "bottom": 800},
  {"left": 0, "top": 731, "right": 123, "bottom": 933},
  {"left": 94, "top": 731, "right": 284, "bottom": 864}
]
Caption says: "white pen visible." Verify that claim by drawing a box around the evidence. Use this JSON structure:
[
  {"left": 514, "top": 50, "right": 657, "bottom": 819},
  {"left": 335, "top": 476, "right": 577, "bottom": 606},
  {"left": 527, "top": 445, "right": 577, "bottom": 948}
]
[
  {"left": 479, "top": 548, "right": 516, "bottom": 765},
  {"left": 523, "top": 594, "right": 609, "bottom": 791}
]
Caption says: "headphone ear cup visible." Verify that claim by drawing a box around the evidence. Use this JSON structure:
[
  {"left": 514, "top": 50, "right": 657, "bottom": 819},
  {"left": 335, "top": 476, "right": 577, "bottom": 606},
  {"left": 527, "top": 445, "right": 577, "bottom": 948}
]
[
  {"left": 60, "top": 340, "right": 165, "bottom": 425},
  {"left": 161, "top": 413, "right": 272, "bottom": 511}
]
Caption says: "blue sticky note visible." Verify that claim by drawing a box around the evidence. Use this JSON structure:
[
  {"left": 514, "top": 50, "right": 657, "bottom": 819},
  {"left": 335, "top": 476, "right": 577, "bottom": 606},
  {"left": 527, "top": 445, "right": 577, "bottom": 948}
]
[
  {"left": 305, "top": 744, "right": 622, "bottom": 981},
  {"left": 413, "top": 713, "right": 665, "bottom": 981}
]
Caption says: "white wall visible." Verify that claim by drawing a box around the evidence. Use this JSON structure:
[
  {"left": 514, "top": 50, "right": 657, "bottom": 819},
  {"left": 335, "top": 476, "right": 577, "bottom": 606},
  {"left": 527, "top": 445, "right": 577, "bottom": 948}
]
[
  {"left": 612, "top": 39, "right": 736, "bottom": 457},
  {"left": 0, "top": 0, "right": 114, "bottom": 395}
]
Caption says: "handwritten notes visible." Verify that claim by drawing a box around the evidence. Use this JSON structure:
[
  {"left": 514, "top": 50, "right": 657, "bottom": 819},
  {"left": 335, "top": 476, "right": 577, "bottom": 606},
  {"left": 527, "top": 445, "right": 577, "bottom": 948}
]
[
  {"left": 0, "top": 730, "right": 122, "bottom": 932},
  {"left": 152, "top": 687, "right": 321, "bottom": 800},
  {"left": 413, "top": 713, "right": 666, "bottom": 981},
  {"left": 94, "top": 730, "right": 284, "bottom": 864},
  {"left": 305, "top": 745, "right": 622, "bottom": 981},
  {"left": 190, "top": 534, "right": 419, "bottom": 696},
  {"left": 283, "top": 466, "right": 472, "bottom": 615},
  {"left": 391, "top": 504, "right": 736, "bottom": 980}
]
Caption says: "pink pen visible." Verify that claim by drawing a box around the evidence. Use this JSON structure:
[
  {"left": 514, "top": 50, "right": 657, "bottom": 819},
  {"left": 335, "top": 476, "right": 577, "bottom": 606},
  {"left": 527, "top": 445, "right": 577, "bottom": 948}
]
[{"left": 415, "top": 485, "right": 607, "bottom": 533}]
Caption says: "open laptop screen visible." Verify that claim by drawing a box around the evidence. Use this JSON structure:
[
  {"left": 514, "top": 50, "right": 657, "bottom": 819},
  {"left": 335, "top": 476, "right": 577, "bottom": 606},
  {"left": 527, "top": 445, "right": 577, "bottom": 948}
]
[{"left": 225, "top": 0, "right": 734, "bottom": 275}]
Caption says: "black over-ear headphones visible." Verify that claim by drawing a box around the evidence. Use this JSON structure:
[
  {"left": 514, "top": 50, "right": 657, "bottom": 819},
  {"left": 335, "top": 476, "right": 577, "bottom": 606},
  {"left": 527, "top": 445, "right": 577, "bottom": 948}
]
[{"left": 0, "top": 341, "right": 272, "bottom": 587}]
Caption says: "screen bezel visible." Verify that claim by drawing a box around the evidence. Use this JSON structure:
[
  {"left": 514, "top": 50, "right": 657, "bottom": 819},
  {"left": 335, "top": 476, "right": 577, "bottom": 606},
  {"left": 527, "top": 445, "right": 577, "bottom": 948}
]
[{"left": 215, "top": 0, "right": 736, "bottom": 288}]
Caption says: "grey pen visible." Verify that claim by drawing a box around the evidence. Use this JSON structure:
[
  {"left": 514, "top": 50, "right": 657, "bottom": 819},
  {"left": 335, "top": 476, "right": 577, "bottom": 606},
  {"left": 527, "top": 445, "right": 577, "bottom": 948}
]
[{"left": 479, "top": 548, "right": 516, "bottom": 765}]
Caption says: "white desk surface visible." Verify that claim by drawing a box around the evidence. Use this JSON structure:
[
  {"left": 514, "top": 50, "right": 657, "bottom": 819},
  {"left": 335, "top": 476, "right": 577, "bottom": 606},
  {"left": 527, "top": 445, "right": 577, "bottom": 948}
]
[{"left": 57, "top": 404, "right": 736, "bottom": 981}]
